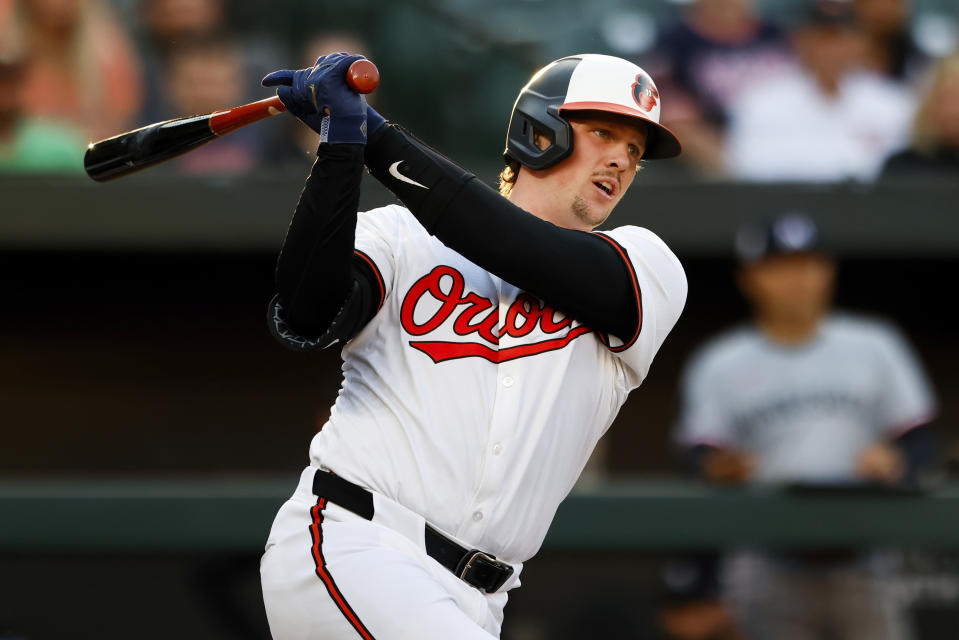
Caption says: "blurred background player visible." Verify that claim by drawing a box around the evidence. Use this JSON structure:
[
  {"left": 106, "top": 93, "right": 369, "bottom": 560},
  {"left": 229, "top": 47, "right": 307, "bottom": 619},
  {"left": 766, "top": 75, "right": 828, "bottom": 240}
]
[
  {"left": 723, "top": 0, "right": 915, "bottom": 183},
  {"left": 675, "top": 212, "right": 936, "bottom": 639}
]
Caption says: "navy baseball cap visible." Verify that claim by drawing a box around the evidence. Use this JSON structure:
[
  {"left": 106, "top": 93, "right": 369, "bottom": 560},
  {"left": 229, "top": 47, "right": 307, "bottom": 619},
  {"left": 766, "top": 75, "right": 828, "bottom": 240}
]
[{"left": 735, "top": 213, "right": 823, "bottom": 264}]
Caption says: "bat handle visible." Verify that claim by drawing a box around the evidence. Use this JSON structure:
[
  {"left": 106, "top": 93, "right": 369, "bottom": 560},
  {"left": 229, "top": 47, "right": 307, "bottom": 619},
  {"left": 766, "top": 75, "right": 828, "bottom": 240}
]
[{"left": 209, "top": 96, "right": 286, "bottom": 136}]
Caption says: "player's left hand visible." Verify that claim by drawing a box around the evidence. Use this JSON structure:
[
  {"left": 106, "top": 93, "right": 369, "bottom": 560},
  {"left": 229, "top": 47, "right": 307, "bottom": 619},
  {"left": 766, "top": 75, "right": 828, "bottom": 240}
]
[
  {"left": 262, "top": 52, "right": 368, "bottom": 145},
  {"left": 703, "top": 447, "right": 755, "bottom": 486},
  {"left": 856, "top": 442, "right": 905, "bottom": 484}
]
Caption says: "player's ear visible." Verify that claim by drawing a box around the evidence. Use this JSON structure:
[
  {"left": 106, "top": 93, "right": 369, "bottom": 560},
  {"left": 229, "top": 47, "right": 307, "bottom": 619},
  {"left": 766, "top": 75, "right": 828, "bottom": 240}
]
[{"left": 533, "top": 128, "right": 550, "bottom": 152}]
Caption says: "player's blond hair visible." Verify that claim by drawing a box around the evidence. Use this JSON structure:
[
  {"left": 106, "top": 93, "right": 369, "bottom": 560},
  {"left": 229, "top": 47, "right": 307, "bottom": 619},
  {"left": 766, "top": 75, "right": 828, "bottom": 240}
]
[{"left": 498, "top": 161, "right": 518, "bottom": 197}]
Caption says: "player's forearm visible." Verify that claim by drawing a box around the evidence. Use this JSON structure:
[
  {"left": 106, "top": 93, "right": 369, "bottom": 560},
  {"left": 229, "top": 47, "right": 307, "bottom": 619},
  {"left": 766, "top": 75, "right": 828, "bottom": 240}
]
[
  {"left": 365, "top": 124, "right": 639, "bottom": 339},
  {"left": 275, "top": 144, "right": 365, "bottom": 337}
]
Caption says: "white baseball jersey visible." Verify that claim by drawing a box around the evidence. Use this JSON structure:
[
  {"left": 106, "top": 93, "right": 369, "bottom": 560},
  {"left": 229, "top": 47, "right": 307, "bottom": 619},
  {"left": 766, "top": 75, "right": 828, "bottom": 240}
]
[
  {"left": 306, "top": 204, "right": 687, "bottom": 563},
  {"left": 676, "top": 314, "right": 935, "bottom": 483}
]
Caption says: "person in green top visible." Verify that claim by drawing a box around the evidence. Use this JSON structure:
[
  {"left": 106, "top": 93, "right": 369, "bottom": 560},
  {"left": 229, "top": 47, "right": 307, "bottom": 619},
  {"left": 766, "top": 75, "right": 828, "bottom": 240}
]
[{"left": 0, "top": 55, "right": 85, "bottom": 173}]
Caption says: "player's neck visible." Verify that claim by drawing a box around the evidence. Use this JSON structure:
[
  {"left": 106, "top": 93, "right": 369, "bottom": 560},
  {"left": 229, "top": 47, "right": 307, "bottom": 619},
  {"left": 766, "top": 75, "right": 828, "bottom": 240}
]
[
  {"left": 507, "top": 182, "right": 593, "bottom": 232},
  {"left": 755, "top": 313, "right": 824, "bottom": 346}
]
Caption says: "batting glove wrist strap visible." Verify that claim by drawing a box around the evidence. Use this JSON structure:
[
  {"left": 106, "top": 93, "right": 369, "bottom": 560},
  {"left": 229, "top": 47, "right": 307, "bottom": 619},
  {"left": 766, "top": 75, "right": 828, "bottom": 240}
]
[{"left": 366, "top": 105, "right": 387, "bottom": 136}]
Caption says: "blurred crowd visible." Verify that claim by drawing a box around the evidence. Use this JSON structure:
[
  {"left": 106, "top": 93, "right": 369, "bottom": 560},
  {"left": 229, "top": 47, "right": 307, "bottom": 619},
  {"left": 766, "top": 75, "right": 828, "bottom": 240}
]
[
  {"left": 0, "top": 0, "right": 957, "bottom": 180},
  {"left": 646, "top": 0, "right": 959, "bottom": 181},
  {"left": 0, "top": 0, "right": 362, "bottom": 175}
]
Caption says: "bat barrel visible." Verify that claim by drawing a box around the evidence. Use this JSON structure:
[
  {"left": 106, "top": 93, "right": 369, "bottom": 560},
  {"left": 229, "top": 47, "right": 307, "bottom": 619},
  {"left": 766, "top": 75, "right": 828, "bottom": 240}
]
[{"left": 84, "top": 115, "right": 218, "bottom": 182}]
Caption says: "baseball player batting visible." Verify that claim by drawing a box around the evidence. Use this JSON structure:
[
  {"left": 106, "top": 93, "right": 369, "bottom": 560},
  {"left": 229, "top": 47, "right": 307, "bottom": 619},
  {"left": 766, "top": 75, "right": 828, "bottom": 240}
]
[{"left": 259, "top": 52, "right": 687, "bottom": 639}]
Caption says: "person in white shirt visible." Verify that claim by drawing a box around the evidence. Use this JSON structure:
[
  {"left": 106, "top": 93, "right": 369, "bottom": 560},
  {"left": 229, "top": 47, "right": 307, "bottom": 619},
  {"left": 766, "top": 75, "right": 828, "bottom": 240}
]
[
  {"left": 257, "top": 52, "right": 688, "bottom": 639},
  {"left": 724, "top": 0, "right": 915, "bottom": 182}
]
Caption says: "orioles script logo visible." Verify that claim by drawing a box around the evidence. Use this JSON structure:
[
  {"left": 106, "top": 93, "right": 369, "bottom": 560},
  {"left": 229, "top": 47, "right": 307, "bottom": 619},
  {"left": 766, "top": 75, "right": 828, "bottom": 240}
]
[{"left": 400, "top": 265, "right": 592, "bottom": 364}]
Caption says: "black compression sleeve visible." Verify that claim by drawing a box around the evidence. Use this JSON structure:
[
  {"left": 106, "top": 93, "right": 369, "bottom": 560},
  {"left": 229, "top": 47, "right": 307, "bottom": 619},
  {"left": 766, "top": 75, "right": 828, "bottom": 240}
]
[
  {"left": 365, "top": 124, "right": 639, "bottom": 340},
  {"left": 275, "top": 144, "right": 373, "bottom": 339}
]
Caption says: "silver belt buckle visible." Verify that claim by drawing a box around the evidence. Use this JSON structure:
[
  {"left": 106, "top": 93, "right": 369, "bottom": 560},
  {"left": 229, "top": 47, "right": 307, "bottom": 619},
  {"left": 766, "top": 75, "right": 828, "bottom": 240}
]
[{"left": 459, "top": 551, "right": 496, "bottom": 581}]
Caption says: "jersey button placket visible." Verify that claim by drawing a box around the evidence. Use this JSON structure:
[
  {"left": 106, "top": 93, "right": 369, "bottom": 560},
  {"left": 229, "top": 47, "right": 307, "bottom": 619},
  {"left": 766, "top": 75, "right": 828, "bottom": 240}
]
[
  {"left": 468, "top": 370, "right": 516, "bottom": 529},
  {"left": 466, "top": 293, "right": 516, "bottom": 536}
]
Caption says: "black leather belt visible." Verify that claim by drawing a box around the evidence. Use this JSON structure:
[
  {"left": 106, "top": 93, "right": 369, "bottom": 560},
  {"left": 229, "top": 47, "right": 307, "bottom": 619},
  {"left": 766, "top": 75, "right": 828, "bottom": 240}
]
[{"left": 312, "top": 469, "right": 514, "bottom": 593}]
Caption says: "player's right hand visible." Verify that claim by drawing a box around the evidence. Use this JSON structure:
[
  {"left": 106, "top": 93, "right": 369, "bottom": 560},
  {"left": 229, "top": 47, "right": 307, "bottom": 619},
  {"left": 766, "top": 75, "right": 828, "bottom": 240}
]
[{"left": 262, "top": 52, "right": 368, "bottom": 145}]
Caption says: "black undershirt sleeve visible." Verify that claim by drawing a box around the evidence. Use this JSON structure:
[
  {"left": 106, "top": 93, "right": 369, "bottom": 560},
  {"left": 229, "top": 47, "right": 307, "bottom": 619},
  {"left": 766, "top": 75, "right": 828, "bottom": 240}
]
[
  {"left": 894, "top": 425, "right": 934, "bottom": 486},
  {"left": 364, "top": 124, "right": 639, "bottom": 341},
  {"left": 271, "top": 144, "right": 379, "bottom": 347}
]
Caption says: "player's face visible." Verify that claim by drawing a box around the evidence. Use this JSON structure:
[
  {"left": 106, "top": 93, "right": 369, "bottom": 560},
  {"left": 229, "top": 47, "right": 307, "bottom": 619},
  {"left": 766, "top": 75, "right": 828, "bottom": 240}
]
[
  {"left": 533, "top": 113, "right": 648, "bottom": 231},
  {"left": 739, "top": 253, "right": 835, "bottom": 323}
]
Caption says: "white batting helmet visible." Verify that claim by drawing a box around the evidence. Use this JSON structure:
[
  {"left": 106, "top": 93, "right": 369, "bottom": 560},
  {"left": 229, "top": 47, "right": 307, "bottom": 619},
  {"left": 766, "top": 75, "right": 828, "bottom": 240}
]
[{"left": 504, "top": 54, "right": 682, "bottom": 170}]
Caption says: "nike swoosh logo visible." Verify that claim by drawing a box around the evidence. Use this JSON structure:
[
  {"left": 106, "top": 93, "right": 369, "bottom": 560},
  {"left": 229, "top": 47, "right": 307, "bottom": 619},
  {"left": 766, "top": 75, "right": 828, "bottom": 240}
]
[{"left": 389, "top": 161, "right": 427, "bottom": 189}]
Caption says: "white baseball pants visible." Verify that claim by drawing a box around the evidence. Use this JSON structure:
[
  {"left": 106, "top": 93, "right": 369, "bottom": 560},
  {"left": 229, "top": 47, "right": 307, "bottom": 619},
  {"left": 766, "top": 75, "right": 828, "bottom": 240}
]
[{"left": 260, "top": 467, "right": 515, "bottom": 639}]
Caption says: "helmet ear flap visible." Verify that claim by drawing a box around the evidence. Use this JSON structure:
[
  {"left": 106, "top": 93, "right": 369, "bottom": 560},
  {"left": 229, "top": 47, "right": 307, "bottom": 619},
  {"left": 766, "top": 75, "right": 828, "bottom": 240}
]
[{"left": 504, "top": 96, "right": 573, "bottom": 170}]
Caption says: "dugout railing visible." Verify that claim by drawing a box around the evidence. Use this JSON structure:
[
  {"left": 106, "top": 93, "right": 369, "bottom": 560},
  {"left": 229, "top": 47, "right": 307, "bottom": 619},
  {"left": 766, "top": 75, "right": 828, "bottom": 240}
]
[
  {"left": 1, "top": 174, "right": 958, "bottom": 256},
  {"left": 3, "top": 478, "right": 959, "bottom": 552}
]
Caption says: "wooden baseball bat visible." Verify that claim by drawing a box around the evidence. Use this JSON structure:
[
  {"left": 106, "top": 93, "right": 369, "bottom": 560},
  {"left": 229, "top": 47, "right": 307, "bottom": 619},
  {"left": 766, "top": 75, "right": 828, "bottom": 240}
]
[{"left": 84, "top": 59, "right": 379, "bottom": 182}]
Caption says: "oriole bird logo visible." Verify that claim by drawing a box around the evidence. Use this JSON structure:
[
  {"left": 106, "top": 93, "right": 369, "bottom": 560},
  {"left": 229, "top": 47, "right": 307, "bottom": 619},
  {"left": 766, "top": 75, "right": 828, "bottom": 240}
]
[{"left": 631, "top": 74, "right": 659, "bottom": 112}]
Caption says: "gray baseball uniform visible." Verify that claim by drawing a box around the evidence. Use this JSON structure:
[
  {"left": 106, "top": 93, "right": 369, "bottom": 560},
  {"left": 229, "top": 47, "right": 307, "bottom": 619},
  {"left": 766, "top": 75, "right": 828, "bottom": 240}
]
[
  {"left": 676, "top": 312, "right": 936, "bottom": 640},
  {"left": 677, "top": 313, "right": 935, "bottom": 482}
]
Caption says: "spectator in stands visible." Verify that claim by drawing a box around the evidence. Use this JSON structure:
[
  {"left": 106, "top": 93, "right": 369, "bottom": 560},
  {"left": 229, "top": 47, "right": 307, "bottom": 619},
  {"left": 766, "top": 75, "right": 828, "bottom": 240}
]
[
  {"left": 163, "top": 33, "right": 260, "bottom": 174},
  {"left": 142, "top": 0, "right": 223, "bottom": 49},
  {"left": 724, "top": 0, "right": 915, "bottom": 183},
  {"left": 137, "top": 0, "right": 229, "bottom": 124},
  {"left": 0, "top": 48, "right": 84, "bottom": 172},
  {"left": 675, "top": 213, "right": 936, "bottom": 640},
  {"left": 881, "top": 53, "right": 959, "bottom": 178},
  {"left": 138, "top": 0, "right": 226, "bottom": 124},
  {"left": 854, "top": 0, "right": 928, "bottom": 84},
  {"left": 0, "top": 0, "right": 143, "bottom": 141},
  {"left": 135, "top": 0, "right": 286, "bottom": 166},
  {"left": 646, "top": 0, "right": 793, "bottom": 176}
]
